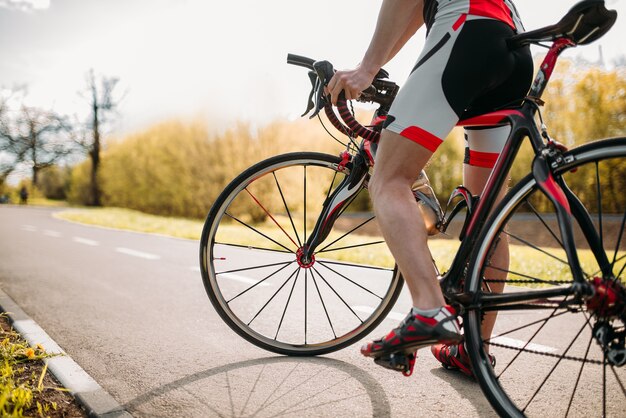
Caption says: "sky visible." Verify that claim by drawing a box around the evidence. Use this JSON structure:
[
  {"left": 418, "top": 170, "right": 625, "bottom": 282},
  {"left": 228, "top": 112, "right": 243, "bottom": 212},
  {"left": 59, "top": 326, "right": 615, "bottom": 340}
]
[{"left": 1, "top": 0, "right": 625, "bottom": 139}]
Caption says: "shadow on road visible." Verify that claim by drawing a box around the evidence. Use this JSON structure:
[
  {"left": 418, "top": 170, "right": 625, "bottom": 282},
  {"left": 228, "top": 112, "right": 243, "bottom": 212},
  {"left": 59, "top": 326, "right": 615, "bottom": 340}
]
[
  {"left": 123, "top": 356, "right": 392, "bottom": 417},
  {"left": 429, "top": 367, "right": 496, "bottom": 417}
]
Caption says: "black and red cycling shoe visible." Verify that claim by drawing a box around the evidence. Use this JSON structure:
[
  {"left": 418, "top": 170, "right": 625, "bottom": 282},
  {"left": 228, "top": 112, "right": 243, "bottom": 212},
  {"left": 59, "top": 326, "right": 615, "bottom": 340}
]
[
  {"left": 361, "top": 305, "right": 463, "bottom": 376},
  {"left": 431, "top": 343, "right": 496, "bottom": 378}
]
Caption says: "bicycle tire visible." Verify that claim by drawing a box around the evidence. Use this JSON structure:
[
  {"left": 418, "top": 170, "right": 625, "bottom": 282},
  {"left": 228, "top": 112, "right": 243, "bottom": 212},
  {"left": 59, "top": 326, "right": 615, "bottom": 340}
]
[
  {"left": 200, "top": 152, "right": 404, "bottom": 356},
  {"left": 465, "top": 137, "right": 626, "bottom": 417}
]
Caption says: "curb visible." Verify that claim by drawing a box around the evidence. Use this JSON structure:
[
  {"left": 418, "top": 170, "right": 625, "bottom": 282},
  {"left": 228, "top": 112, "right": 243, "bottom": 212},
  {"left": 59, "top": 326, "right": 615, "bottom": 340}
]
[{"left": 0, "top": 289, "right": 132, "bottom": 418}]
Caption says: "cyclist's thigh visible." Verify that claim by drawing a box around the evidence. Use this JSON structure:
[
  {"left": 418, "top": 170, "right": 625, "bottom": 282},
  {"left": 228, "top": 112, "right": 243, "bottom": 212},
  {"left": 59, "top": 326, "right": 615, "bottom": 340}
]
[
  {"left": 384, "top": 16, "right": 524, "bottom": 153},
  {"left": 463, "top": 125, "right": 510, "bottom": 198}
]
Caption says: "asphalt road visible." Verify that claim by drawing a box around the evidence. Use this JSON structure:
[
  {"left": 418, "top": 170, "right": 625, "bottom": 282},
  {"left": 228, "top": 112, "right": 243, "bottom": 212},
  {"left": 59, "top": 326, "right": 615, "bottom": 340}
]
[{"left": 1, "top": 206, "right": 623, "bottom": 417}]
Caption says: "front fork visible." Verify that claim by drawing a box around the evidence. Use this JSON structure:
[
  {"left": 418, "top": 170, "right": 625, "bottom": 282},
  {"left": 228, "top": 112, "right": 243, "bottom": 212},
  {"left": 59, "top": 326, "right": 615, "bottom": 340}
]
[{"left": 300, "top": 150, "right": 370, "bottom": 263}]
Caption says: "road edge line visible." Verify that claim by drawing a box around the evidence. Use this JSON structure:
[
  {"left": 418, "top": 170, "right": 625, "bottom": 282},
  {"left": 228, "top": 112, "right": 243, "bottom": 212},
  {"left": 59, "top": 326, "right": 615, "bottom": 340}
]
[{"left": 0, "top": 288, "right": 132, "bottom": 418}]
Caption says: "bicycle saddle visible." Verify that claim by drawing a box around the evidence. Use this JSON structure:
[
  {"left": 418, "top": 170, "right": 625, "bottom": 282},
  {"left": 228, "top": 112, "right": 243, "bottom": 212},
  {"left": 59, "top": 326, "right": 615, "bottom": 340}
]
[{"left": 508, "top": 0, "right": 617, "bottom": 48}]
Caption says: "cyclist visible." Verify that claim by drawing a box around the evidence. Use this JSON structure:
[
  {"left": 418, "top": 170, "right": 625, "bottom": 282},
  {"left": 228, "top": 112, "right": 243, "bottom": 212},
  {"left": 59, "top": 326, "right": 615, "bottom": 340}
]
[{"left": 327, "top": 0, "right": 533, "bottom": 375}]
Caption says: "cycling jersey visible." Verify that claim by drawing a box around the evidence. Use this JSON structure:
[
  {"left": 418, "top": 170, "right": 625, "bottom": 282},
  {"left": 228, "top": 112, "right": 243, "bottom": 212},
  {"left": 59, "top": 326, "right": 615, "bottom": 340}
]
[
  {"left": 384, "top": 0, "right": 532, "bottom": 168},
  {"left": 423, "top": 0, "right": 524, "bottom": 32}
]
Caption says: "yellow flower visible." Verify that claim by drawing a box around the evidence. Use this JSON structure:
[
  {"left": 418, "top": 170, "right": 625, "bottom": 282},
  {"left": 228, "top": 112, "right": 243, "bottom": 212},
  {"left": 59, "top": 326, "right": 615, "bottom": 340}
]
[
  {"left": 25, "top": 348, "right": 35, "bottom": 359},
  {"left": 36, "top": 343, "right": 45, "bottom": 352}
]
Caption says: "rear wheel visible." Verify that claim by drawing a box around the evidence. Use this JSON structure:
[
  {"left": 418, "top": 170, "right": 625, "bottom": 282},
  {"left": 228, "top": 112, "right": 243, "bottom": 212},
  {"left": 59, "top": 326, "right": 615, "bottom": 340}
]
[
  {"left": 200, "top": 152, "right": 403, "bottom": 355},
  {"left": 465, "top": 138, "right": 626, "bottom": 417}
]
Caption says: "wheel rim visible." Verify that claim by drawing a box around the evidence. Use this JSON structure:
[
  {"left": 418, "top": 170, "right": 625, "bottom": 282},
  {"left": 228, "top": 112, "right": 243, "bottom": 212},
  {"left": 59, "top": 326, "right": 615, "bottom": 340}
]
[
  {"left": 201, "top": 154, "right": 402, "bottom": 355},
  {"left": 466, "top": 144, "right": 626, "bottom": 417}
]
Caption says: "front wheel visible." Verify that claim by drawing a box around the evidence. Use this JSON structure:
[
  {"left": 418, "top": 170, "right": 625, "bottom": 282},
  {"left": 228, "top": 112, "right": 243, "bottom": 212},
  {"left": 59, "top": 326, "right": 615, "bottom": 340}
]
[
  {"left": 465, "top": 138, "right": 626, "bottom": 417},
  {"left": 200, "top": 152, "right": 403, "bottom": 356}
]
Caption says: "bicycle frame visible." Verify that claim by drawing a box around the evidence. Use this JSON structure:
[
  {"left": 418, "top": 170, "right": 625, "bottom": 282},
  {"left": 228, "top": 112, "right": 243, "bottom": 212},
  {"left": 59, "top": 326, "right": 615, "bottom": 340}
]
[{"left": 303, "top": 37, "right": 611, "bottom": 309}]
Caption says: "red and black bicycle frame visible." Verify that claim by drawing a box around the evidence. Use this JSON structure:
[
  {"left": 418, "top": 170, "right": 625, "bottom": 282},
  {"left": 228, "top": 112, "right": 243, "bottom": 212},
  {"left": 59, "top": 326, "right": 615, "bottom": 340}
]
[{"left": 292, "top": 37, "right": 613, "bottom": 307}]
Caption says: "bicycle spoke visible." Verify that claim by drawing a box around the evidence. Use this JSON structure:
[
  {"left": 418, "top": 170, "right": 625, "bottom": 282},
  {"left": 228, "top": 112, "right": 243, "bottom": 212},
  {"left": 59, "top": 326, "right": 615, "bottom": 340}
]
[
  {"left": 245, "top": 188, "right": 300, "bottom": 249},
  {"left": 610, "top": 365, "right": 626, "bottom": 397},
  {"left": 564, "top": 332, "right": 594, "bottom": 417},
  {"left": 304, "top": 269, "right": 308, "bottom": 344},
  {"left": 611, "top": 209, "right": 626, "bottom": 270},
  {"left": 319, "top": 259, "right": 394, "bottom": 272},
  {"left": 275, "top": 268, "right": 301, "bottom": 340},
  {"left": 312, "top": 266, "right": 363, "bottom": 323},
  {"left": 603, "top": 351, "right": 607, "bottom": 418},
  {"left": 273, "top": 171, "right": 302, "bottom": 247},
  {"left": 596, "top": 161, "right": 604, "bottom": 251},
  {"left": 617, "top": 259, "right": 626, "bottom": 280},
  {"left": 226, "top": 261, "right": 296, "bottom": 303},
  {"left": 316, "top": 215, "right": 376, "bottom": 253},
  {"left": 325, "top": 170, "right": 338, "bottom": 202},
  {"left": 487, "top": 310, "right": 570, "bottom": 342},
  {"left": 505, "top": 230, "right": 570, "bottom": 266},
  {"left": 590, "top": 253, "right": 626, "bottom": 279},
  {"left": 316, "top": 240, "right": 386, "bottom": 255},
  {"left": 317, "top": 260, "right": 384, "bottom": 299},
  {"left": 493, "top": 302, "right": 567, "bottom": 378},
  {"left": 526, "top": 200, "right": 564, "bottom": 248},
  {"left": 226, "top": 212, "right": 295, "bottom": 253},
  {"left": 310, "top": 268, "right": 337, "bottom": 339},
  {"left": 302, "top": 165, "right": 306, "bottom": 242},
  {"left": 522, "top": 317, "right": 591, "bottom": 413},
  {"left": 218, "top": 260, "right": 292, "bottom": 276},
  {"left": 245, "top": 266, "right": 300, "bottom": 325},
  {"left": 215, "top": 241, "right": 292, "bottom": 254}
]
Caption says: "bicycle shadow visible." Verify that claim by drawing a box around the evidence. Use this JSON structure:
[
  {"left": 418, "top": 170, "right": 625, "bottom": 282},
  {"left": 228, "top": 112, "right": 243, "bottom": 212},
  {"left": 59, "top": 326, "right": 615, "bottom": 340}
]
[
  {"left": 123, "top": 356, "right": 392, "bottom": 417},
  {"left": 429, "top": 366, "right": 497, "bottom": 417}
]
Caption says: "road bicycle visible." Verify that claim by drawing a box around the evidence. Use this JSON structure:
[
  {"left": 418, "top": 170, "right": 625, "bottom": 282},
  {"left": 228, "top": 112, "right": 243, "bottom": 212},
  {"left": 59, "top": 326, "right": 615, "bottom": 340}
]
[{"left": 200, "top": 1, "right": 624, "bottom": 416}]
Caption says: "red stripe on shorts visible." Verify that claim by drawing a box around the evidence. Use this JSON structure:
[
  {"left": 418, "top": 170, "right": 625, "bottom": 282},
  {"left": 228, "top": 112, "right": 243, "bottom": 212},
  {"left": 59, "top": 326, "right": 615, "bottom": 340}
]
[
  {"left": 468, "top": 150, "right": 500, "bottom": 168},
  {"left": 400, "top": 126, "right": 443, "bottom": 152}
]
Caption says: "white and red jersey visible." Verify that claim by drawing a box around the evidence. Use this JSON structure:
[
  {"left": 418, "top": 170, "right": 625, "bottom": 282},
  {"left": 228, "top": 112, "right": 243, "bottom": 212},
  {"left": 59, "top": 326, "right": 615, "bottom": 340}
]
[{"left": 423, "top": 0, "right": 524, "bottom": 33}]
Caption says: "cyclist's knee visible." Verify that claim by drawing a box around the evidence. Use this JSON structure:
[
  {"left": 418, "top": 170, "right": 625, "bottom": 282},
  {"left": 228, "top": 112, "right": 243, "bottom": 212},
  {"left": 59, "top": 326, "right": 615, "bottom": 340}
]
[{"left": 369, "top": 171, "right": 412, "bottom": 206}]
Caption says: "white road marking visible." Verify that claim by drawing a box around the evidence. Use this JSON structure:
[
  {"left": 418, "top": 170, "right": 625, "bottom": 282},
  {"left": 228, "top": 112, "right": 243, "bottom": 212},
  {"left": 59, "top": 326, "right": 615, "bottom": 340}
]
[
  {"left": 490, "top": 336, "right": 557, "bottom": 353},
  {"left": 190, "top": 266, "right": 271, "bottom": 287},
  {"left": 43, "top": 229, "right": 61, "bottom": 237},
  {"left": 21, "top": 225, "right": 37, "bottom": 232},
  {"left": 353, "top": 306, "right": 405, "bottom": 321},
  {"left": 73, "top": 237, "right": 99, "bottom": 246},
  {"left": 353, "top": 306, "right": 557, "bottom": 353},
  {"left": 115, "top": 247, "right": 160, "bottom": 260},
  {"left": 219, "top": 273, "right": 271, "bottom": 287}
]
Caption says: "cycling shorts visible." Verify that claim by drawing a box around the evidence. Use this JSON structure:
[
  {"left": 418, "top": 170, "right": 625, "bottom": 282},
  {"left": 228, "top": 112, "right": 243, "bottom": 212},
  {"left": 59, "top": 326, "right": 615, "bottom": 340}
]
[{"left": 384, "top": 0, "right": 533, "bottom": 168}]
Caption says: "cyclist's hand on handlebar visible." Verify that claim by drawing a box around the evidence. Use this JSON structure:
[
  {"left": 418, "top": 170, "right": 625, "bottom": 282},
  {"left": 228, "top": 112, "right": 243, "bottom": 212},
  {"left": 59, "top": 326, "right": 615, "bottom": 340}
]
[{"left": 327, "top": 65, "right": 378, "bottom": 105}]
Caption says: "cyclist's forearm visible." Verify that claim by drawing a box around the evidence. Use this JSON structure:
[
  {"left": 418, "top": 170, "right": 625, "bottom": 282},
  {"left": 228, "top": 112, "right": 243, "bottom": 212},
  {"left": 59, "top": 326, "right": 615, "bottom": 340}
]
[{"left": 361, "top": 0, "right": 424, "bottom": 74}]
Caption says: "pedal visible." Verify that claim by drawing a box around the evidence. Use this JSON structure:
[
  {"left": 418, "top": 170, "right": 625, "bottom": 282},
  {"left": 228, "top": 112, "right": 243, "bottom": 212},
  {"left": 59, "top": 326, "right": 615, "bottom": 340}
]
[{"left": 373, "top": 351, "right": 417, "bottom": 377}]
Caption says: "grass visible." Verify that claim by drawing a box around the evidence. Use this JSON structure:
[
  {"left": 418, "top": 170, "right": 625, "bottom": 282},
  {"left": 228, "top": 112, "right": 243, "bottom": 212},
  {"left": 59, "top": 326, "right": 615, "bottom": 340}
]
[
  {"left": 55, "top": 207, "right": 203, "bottom": 240},
  {"left": 0, "top": 314, "right": 84, "bottom": 417},
  {"left": 55, "top": 207, "right": 624, "bottom": 284}
]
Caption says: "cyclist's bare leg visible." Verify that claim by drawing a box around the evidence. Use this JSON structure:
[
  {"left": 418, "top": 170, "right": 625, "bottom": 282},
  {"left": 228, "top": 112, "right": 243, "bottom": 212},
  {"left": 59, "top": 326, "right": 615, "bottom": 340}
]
[
  {"left": 463, "top": 164, "right": 509, "bottom": 353},
  {"left": 369, "top": 130, "right": 444, "bottom": 310}
]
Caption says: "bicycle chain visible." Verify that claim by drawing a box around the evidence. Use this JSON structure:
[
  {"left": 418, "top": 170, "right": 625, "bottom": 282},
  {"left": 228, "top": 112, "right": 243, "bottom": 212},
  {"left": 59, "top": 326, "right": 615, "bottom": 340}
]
[
  {"left": 487, "top": 340, "right": 604, "bottom": 365},
  {"left": 484, "top": 279, "right": 573, "bottom": 284}
]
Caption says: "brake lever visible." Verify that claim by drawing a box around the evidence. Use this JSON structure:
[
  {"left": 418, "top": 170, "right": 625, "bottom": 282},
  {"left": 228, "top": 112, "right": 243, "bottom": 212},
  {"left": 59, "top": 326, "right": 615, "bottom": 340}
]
[
  {"left": 310, "top": 78, "right": 326, "bottom": 119},
  {"left": 301, "top": 71, "right": 317, "bottom": 117}
]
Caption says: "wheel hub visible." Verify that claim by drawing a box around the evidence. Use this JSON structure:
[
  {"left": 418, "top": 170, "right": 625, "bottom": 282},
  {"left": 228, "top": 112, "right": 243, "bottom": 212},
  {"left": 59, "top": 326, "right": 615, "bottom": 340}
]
[{"left": 296, "top": 246, "right": 315, "bottom": 268}]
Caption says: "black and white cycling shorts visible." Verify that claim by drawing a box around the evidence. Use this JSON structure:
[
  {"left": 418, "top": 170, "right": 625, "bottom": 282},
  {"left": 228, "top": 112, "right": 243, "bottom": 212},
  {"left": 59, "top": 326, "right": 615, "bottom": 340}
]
[{"left": 384, "top": 0, "right": 533, "bottom": 168}]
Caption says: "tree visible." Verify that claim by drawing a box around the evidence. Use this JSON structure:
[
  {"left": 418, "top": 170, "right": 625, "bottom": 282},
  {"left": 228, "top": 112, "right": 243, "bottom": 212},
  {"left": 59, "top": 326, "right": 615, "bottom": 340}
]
[
  {"left": 0, "top": 92, "right": 71, "bottom": 187},
  {"left": 74, "top": 69, "right": 121, "bottom": 206}
]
